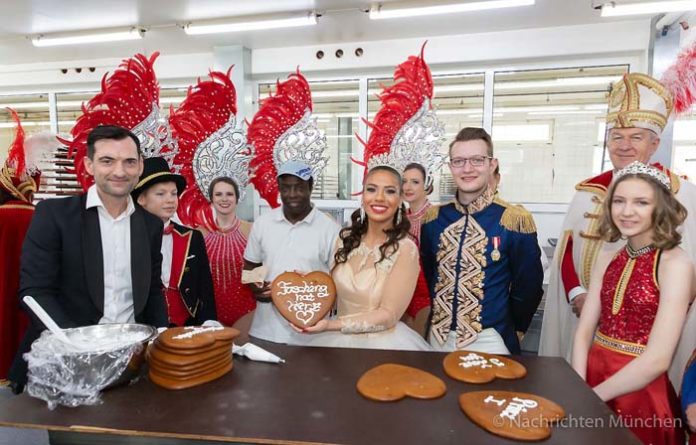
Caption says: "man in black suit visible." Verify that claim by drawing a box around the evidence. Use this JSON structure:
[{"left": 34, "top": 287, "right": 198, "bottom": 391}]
[
  {"left": 132, "top": 156, "right": 216, "bottom": 326},
  {"left": 9, "top": 125, "right": 168, "bottom": 393}
]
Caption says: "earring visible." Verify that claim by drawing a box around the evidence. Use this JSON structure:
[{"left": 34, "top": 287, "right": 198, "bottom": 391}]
[
  {"left": 359, "top": 206, "right": 366, "bottom": 223},
  {"left": 395, "top": 207, "right": 402, "bottom": 225}
]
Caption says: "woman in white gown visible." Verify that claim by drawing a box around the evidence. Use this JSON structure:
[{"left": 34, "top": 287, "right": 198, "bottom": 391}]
[{"left": 300, "top": 166, "right": 432, "bottom": 351}]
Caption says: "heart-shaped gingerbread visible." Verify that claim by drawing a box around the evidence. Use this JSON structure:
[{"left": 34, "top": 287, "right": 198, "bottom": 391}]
[
  {"left": 155, "top": 326, "right": 239, "bottom": 352},
  {"left": 357, "top": 364, "right": 447, "bottom": 402},
  {"left": 271, "top": 271, "right": 336, "bottom": 328},
  {"left": 443, "top": 350, "right": 526, "bottom": 384},
  {"left": 459, "top": 391, "right": 565, "bottom": 441}
]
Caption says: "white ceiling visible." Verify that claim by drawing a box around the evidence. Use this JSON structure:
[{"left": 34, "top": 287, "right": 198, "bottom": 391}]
[{"left": 0, "top": 0, "right": 650, "bottom": 65}]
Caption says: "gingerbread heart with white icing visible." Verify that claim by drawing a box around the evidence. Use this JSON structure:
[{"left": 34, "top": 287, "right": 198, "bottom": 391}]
[
  {"left": 271, "top": 271, "right": 336, "bottom": 328},
  {"left": 443, "top": 350, "right": 526, "bottom": 384},
  {"left": 357, "top": 364, "right": 447, "bottom": 402},
  {"left": 459, "top": 391, "right": 565, "bottom": 442},
  {"left": 155, "top": 326, "right": 239, "bottom": 352}
]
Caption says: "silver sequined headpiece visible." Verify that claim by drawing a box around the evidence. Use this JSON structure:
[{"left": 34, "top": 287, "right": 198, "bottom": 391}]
[
  {"left": 273, "top": 109, "right": 329, "bottom": 178},
  {"left": 193, "top": 116, "right": 253, "bottom": 202},
  {"left": 366, "top": 152, "right": 407, "bottom": 175},
  {"left": 390, "top": 100, "right": 446, "bottom": 187},
  {"left": 614, "top": 161, "right": 671, "bottom": 190},
  {"left": 132, "top": 103, "right": 180, "bottom": 172}
]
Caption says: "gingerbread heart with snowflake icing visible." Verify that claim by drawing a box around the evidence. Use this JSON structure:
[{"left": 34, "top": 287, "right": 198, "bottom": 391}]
[
  {"left": 443, "top": 350, "right": 527, "bottom": 384},
  {"left": 271, "top": 271, "right": 336, "bottom": 329},
  {"left": 459, "top": 391, "right": 565, "bottom": 441}
]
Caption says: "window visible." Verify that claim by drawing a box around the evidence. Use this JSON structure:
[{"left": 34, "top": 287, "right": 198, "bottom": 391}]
[
  {"left": 672, "top": 117, "right": 696, "bottom": 181},
  {"left": 492, "top": 65, "right": 628, "bottom": 203}
]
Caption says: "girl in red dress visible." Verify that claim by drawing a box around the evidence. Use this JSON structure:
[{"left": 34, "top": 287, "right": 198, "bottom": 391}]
[
  {"left": 402, "top": 162, "right": 434, "bottom": 337},
  {"left": 200, "top": 177, "right": 256, "bottom": 335},
  {"left": 573, "top": 162, "right": 695, "bottom": 445}
]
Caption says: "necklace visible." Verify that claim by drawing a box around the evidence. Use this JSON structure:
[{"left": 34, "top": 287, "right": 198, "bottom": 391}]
[{"left": 626, "top": 243, "right": 654, "bottom": 259}]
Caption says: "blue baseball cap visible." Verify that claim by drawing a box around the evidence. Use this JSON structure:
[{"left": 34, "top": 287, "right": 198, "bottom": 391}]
[{"left": 277, "top": 160, "right": 313, "bottom": 181}]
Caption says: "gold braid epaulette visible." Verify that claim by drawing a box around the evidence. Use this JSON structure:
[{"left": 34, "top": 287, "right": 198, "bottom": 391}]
[
  {"left": 422, "top": 205, "right": 440, "bottom": 224},
  {"left": 494, "top": 197, "right": 537, "bottom": 234}
]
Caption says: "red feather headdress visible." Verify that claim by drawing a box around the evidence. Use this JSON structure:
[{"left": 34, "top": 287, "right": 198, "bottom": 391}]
[
  {"left": 0, "top": 109, "right": 54, "bottom": 202},
  {"left": 65, "top": 53, "right": 173, "bottom": 191},
  {"left": 355, "top": 43, "right": 445, "bottom": 187},
  {"left": 247, "top": 69, "right": 328, "bottom": 208},
  {"left": 171, "top": 67, "right": 248, "bottom": 229},
  {"left": 661, "top": 39, "right": 696, "bottom": 115}
]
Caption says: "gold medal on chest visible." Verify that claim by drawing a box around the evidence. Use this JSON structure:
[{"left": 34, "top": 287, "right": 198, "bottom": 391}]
[{"left": 491, "top": 236, "right": 501, "bottom": 262}]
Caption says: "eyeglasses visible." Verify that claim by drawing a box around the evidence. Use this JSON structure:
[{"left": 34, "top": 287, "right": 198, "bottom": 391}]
[{"left": 449, "top": 156, "right": 492, "bottom": 168}]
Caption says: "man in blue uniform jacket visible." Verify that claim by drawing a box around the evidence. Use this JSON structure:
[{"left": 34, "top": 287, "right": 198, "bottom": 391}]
[{"left": 421, "top": 127, "right": 543, "bottom": 354}]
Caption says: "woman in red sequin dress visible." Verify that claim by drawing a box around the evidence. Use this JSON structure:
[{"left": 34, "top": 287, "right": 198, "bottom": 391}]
[
  {"left": 573, "top": 162, "right": 695, "bottom": 445},
  {"left": 402, "top": 163, "right": 433, "bottom": 337},
  {"left": 200, "top": 177, "right": 256, "bottom": 334}
]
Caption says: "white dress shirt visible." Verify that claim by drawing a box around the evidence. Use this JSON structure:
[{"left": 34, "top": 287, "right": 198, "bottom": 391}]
[
  {"left": 86, "top": 185, "right": 137, "bottom": 324},
  {"left": 161, "top": 220, "right": 173, "bottom": 288},
  {"left": 245, "top": 206, "right": 340, "bottom": 344}
]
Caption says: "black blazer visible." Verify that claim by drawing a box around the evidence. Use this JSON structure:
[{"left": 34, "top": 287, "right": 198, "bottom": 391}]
[
  {"left": 170, "top": 222, "right": 216, "bottom": 325},
  {"left": 9, "top": 194, "right": 168, "bottom": 387}
]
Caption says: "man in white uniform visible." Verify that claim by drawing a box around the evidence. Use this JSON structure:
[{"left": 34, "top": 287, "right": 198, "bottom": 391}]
[
  {"left": 539, "top": 73, "right": 696, "bottom": 389},
  {"left": 244, "top": 161, "right": 339, "bottom": 344}
]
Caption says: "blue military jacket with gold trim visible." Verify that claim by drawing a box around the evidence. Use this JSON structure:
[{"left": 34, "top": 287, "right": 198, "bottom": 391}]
[{"left": 420, "top": 187, "right": 544, "bottom": 354}]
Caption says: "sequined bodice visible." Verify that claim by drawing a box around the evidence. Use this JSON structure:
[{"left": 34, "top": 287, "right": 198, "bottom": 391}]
[
  {"left": 204, "top": 218, "right": 254, "bottom": 325},
  {"left": 406, "top": 201, "right": 432, "bottom": 246},
  {"left": 332, "top": 240, "right": 409, "bottom": 317},
  {"left": 598, "top": 247, "right": 660, "bottom": 345}
]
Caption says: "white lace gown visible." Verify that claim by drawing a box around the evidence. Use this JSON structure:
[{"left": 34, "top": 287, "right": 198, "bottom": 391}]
[{"left": 305, "top": 237, "right": 432, "bottom": 351}]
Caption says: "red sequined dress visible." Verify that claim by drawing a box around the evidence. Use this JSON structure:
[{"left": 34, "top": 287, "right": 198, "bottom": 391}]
[
  {"left": 405, "top": 201, "right": 432, "bottom": 318},
  {"left": 204, "top": 218, "right": 256, "bottom": 326},
  {"left": 587, "top": 246, "right": 684, "bottom": 445}
]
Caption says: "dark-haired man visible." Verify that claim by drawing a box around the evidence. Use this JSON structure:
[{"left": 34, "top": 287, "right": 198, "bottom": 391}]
[
  {"left": 243, "top": 160, "right": 339, "bottom": 344},
  {"left": 8, "top": 125, "right": 168, "bottom": 392},
  {"left": 420, "top": 127, "right": 543, "bottom": 355}
]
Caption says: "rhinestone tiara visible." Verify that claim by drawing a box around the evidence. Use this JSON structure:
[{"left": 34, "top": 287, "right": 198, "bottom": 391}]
[
  {"left": 192, "top": 115, "right": 253, "bottom": 202},
  {"left": 132, "top": 103, "right": 180, "bottom": 171},
  {"left": 614, "top": 161, "right": 671, "bottom": 190},
  {"left": 273, "top": 109, "right": 329, "bottom": 179},
  {"left": 390, "top": 100, "right": 446, "bottom": 187}
]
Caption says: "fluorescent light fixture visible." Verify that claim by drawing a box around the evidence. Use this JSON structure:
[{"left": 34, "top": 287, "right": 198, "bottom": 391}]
[
  {"left": 601, "top": 0, "right": 696, "bottom": 16},
  {"left": 185, "top": 12, "right": 317, "bottom": 35},
  {"left": 0, "top": 121, "right": 75, "bottom": 128},
  {"left": 32, "top": 28, "right": 143, "bottom": 47},
  {"left": 369, "top": 0, "right": 534, "bottom": 19}
]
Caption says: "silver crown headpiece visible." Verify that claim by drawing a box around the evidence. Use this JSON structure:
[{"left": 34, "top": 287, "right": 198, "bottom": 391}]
[
  {"left": 273, "top": 109, "right": 329, "bottom": 178},
  {"left": 132, "top": 103, "right": 180, "bottom": 172},
  {"left": 390, "top": 100, "right": 446, "bottom": 188},
  {"left": 367, "top": 152, "right": 407, "bottom": 175},
  {"left": 193, "top": 115, "right": 253, "bottom": 202},
  {"left": 614, "top": 161, "right": 671, "bottom": 190}
]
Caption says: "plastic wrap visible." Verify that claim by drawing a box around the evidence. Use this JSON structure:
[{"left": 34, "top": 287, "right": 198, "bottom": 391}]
[{"left": 24, "top": 324, "right": 155, "bottom": 410}]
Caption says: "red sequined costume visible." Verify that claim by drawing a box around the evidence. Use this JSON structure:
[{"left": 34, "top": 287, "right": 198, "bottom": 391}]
[
  {"left": 171, "top": 67, "right": 256, "bottom": 327},
  {"left": 587, "top": 247, "right": 684, "bottom": 445},
  {"left": 0, "top": 110, "right": 40, "bottom": 380},
  {"left": 406, "top": 201, "right": 432, "bottom": 318},
  {"left": 203, "top": 218, "right": 255, "bottom": 326}
]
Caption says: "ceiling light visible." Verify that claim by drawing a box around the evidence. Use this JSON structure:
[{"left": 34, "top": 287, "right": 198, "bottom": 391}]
[
  {"left": 185, "top": 12, "right": 317, "bottom": 35},
  {"left": 32, "top": 28, "right": 143, "bottom": 47},
  {"left": 600, "top": 0, "right": 696, "bottom": 17},
  {"left": 369, "top": 0, "right": 535, "bottom": 20}
]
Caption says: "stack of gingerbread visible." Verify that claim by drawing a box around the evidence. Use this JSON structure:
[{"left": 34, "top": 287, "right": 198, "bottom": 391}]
[{"left": 148, "top": 326, "right": 239, "bottom": 390}]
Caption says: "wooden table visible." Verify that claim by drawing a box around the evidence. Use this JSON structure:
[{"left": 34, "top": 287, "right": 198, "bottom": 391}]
[{"left": 0, "top": 341, "right": 640, "bottom": 444}]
